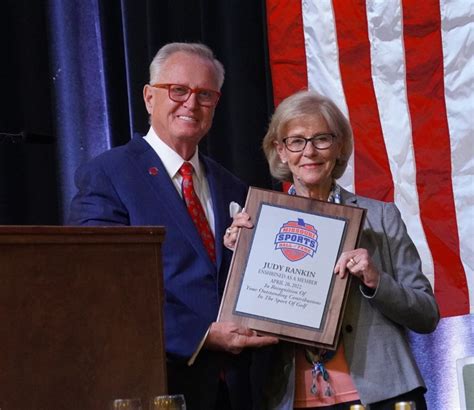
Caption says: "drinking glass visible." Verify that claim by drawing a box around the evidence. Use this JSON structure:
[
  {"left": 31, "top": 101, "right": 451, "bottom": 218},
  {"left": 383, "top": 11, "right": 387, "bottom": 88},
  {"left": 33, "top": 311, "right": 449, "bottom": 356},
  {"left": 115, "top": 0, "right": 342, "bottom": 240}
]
[
  {"left": 395, "top": 402, "right": 416, "bottom": 410},
  {"left": 110, "top": 398, "right": 143, "bottom": 410},
  {"left": 150, "top": 394, "right": 186, "bottom": 410}
]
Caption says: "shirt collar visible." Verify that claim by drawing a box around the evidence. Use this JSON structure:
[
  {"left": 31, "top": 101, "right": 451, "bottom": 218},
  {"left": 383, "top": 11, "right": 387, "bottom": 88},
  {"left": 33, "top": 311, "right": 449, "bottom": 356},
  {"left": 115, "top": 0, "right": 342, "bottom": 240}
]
[
  {"left": 287, "top": 182, "right": 341, "bottom": 204},
  {"left": 144, "top": 127, "right": 204, "bottom": 181}
]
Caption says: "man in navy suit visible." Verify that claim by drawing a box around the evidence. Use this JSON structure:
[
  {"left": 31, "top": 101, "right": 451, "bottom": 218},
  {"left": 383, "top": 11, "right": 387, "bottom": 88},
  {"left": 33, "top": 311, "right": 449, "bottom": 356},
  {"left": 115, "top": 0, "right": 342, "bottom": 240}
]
[{"left": 68, "top": 42, "right": 277, "bottom": 410}]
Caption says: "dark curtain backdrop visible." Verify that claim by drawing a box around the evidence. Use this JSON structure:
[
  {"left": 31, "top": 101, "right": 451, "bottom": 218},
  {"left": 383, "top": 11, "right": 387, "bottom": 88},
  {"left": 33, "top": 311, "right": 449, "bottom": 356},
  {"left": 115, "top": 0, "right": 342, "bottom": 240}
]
[{"left": 0, "top": 0, "right": 275, "bottom": 224}]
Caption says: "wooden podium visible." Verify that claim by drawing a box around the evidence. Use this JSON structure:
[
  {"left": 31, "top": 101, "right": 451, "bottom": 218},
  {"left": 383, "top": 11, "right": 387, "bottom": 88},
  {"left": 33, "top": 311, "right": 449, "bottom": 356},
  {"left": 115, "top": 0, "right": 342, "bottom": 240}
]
[{"left": 0, "top": 226, "right": 167, "bottom": 409}]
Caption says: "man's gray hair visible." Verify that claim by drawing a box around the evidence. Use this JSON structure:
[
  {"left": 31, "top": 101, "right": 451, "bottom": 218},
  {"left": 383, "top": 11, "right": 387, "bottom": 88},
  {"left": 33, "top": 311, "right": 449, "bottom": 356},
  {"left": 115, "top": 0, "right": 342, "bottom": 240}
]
[{"left": 149, "top": 42, "right": 225, "bottom": 89}]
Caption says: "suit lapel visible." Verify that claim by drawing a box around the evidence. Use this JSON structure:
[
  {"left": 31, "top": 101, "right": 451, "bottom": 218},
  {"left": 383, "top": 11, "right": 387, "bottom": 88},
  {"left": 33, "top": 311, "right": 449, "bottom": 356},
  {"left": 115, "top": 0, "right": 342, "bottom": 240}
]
[
  {"left": 339, "top": 186, "right": 358, "bottom": 206},
  {"left": 126, "top": 137, "right": 215, "bottom": 269}
]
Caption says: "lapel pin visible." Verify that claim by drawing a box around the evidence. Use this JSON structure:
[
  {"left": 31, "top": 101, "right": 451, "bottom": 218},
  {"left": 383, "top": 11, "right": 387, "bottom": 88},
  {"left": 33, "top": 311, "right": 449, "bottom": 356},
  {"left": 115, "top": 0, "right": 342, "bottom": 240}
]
[{"left": 148, "top": 167, "right": 159, "bottom": 176}]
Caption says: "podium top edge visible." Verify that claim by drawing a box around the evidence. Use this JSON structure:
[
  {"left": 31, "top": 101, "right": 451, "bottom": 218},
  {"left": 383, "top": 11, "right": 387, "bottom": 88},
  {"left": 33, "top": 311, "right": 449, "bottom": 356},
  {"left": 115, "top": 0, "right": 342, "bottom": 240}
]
[
  {"left": 0, "top": 226, "right": 165, "bottom": 233},
  {"left": 0, "top": 226, "right": 166, "bottom": 243}
]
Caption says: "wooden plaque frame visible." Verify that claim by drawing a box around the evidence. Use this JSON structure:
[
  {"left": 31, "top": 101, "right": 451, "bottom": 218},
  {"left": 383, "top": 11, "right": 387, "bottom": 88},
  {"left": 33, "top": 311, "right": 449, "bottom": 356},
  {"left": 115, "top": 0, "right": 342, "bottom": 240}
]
[{"left": 218, "top": 187, "right": 366, "bottom": 349}]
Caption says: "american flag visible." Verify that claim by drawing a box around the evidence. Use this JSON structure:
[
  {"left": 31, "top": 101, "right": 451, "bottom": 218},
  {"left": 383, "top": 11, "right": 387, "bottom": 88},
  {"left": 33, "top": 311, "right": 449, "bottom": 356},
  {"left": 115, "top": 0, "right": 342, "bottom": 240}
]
[{"left": 266, "top": 0, "right": 473, "bottom": 317}]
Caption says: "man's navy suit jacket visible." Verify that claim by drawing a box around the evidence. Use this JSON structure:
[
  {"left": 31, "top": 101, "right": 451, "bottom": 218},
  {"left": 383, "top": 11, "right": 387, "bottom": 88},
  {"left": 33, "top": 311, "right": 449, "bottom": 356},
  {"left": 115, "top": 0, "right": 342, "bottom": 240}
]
[{"left": 68, "top": 136, "right": 250, "bottom": 409}]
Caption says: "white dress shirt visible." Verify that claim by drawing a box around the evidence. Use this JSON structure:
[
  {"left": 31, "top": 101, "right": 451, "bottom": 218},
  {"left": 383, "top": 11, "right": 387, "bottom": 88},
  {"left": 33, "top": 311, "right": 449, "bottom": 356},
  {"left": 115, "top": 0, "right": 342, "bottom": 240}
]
[{"left": 144, "top": 127, "right": 215, "bottom": 234}]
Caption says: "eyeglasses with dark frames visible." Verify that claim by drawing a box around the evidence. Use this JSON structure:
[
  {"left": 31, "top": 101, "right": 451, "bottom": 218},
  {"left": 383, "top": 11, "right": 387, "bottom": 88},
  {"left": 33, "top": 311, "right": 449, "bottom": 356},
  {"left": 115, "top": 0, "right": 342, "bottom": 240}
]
[
  {"left": 151, "top": 83, "right": 221, "bottom": 107},
  {"left": 282, "top": 133, "right": 335, "bottom": 152}
]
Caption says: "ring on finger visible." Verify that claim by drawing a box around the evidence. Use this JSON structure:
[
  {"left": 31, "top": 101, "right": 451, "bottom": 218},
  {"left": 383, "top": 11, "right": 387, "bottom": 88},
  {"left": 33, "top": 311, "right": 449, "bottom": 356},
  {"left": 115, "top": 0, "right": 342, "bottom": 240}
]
[
  {"left": 349, "top": 257, "right": 357, "bottom": 266},
  {"left": 226, "top": 228, "right": 232, "bottom": 235}
]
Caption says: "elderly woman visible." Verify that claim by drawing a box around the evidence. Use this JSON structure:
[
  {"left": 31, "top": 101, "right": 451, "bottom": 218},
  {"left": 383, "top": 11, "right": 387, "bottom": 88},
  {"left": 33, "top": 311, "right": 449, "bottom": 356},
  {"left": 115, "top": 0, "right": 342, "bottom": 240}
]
[{"left": 224, "top": 91, "right": 439, "bottom": 410}]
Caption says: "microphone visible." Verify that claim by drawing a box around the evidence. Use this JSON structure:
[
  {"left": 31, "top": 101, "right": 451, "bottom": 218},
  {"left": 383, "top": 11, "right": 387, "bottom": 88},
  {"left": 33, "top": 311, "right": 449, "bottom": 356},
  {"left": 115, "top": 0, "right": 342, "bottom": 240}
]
[{"left": 0, "top": 131, "right": 56, "bottom": 144}]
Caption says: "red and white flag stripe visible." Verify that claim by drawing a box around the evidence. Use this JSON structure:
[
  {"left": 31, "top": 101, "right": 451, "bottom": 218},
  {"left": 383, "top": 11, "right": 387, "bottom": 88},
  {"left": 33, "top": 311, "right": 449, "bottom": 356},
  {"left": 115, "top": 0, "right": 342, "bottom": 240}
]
[{"left": 266, "top": 0, "right": 473, "bottom": 317}]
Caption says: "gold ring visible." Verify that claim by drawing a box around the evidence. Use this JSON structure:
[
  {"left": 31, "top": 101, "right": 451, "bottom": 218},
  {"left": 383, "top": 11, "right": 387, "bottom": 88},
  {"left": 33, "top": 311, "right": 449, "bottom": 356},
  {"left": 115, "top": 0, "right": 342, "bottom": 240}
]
[{"left": 349, "top": 257, "right": 357, "bottom": 265}]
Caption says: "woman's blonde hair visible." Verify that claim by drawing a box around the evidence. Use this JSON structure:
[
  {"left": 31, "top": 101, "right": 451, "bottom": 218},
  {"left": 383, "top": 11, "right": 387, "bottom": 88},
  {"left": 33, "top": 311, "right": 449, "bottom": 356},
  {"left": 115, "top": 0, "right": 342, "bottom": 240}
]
[{"left": 262, "top": 90, "right": 353, "bottom": 181}]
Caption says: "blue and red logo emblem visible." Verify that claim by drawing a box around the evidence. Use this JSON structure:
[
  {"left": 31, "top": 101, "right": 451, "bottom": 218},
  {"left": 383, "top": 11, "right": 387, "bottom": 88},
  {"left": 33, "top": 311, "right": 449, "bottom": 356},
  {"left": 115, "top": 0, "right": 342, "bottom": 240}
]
[{"left": 274, "top": 218, "right": 318, "bottom": 262}]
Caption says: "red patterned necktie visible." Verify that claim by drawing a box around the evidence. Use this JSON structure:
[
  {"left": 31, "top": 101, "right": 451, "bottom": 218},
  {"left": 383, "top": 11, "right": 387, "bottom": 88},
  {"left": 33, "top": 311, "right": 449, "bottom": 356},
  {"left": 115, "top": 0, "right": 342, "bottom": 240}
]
[{"left": 178, "top": 162, "right": 216, "bottom": 263}]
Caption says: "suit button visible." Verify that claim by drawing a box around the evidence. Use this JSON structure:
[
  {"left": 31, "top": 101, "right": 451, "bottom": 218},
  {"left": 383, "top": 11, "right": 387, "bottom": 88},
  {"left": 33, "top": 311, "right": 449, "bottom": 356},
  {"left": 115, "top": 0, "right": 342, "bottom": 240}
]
[{"left": 345, "top": 325, "right": 353, "bottom": 333}]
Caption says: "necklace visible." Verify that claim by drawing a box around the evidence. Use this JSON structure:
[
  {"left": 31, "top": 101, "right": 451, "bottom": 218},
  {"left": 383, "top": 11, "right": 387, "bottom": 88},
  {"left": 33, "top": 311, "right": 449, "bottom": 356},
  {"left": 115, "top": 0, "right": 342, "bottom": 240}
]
[
  {"left": 288, "top": 183, "right": 341, "bottom": 397},
  {"left": 304, "top": 347, "right": 336, "bottom": 397}
]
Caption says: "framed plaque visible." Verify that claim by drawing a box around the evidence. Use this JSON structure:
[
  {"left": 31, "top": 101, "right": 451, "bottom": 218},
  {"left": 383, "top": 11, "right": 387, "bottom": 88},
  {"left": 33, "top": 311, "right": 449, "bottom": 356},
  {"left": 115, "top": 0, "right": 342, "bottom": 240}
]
[{"left": 217, "top": 187, "right": 366, "bottom": 349}]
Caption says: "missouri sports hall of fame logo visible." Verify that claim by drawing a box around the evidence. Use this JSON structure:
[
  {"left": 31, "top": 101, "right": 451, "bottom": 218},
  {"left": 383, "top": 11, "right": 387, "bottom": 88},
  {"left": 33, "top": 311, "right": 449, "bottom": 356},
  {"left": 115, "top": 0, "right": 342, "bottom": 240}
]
[{"left": 274, "top": 218, "right": 318, "bottom": 262}]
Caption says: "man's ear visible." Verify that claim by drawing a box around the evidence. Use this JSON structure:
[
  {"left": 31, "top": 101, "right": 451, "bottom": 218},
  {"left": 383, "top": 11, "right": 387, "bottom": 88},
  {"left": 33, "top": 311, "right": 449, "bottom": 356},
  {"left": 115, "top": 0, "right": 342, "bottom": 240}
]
[{"left": 143, "top": 85, "right": 154, "bottom": 114}]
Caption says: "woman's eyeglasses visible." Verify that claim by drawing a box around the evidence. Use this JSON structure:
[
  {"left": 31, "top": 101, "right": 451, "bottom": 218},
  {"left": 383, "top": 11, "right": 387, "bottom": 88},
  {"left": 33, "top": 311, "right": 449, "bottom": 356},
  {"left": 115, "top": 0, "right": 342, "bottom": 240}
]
[{"left": 282, "top": 134, "right": 335, "bottom": 152}]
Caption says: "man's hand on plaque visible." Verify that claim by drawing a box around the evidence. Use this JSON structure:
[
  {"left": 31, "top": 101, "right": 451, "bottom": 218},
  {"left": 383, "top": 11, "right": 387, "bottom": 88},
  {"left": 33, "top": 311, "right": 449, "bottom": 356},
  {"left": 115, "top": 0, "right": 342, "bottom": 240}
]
[
  {"left": 223, "top": 211, "right": 253, "bottom": 250},
  {"left": 204, "top": 322, "right": 279, "bottom": 354}
]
